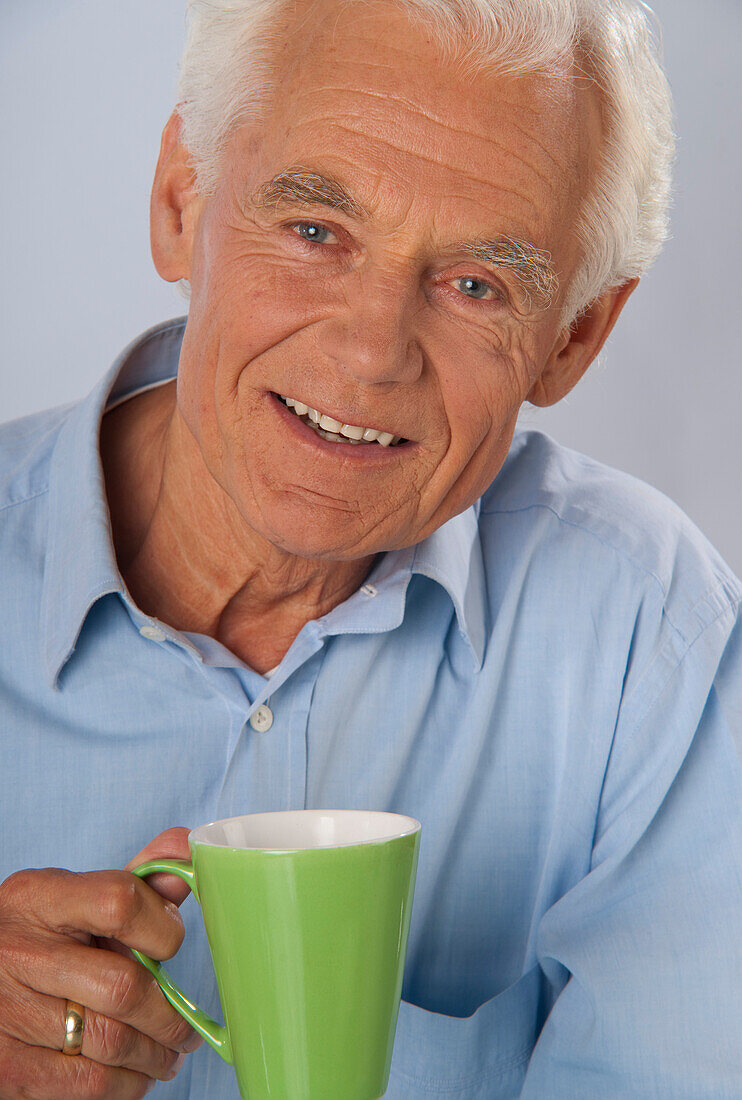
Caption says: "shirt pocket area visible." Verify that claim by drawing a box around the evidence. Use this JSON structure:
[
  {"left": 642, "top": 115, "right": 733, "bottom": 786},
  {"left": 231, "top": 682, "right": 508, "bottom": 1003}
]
[{"left": 385, "top": 966, "right": 541, "bottom": 1098}]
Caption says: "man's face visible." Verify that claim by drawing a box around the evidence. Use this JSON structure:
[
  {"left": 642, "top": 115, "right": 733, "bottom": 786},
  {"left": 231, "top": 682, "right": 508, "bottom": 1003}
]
[{"left": 171, "top": 0, "right": 598, "bottom": 560}]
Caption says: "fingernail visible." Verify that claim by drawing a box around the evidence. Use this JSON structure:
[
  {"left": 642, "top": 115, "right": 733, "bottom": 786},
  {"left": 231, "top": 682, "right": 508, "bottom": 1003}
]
[
  {"left": 183, "top": 1031, "right": 204, "bottom": 1052},
  {"left": 165, "top": 900, "right": 184, "bottom": 927},
  {"left": 170, "top": 1053, "right": 186, "bottom": 1078}
]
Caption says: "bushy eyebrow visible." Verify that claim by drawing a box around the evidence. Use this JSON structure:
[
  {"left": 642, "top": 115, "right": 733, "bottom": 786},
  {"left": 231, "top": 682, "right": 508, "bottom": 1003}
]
[
  {"left": 452, "top": 239, "right": 558, "bottom": 312},
  {"left": 251, "top": 169, "right": 559, "bottom": 311},
  {"left": 251, "top": 169, "right": 370, "bottom": 220}
]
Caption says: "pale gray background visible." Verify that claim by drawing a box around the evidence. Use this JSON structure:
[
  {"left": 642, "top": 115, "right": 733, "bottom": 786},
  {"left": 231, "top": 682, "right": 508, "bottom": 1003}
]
[{"left": 1, "top": 1, "right": 740, "bottom": 574}]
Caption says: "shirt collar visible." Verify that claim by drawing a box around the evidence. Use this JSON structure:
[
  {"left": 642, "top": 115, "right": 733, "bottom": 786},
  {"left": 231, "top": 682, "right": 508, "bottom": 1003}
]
[
  {"left": 42, "top": 317, "right": 486, "bottom": 685},
  {"left": 411, "top": 499, "right": 486, "bottom": 669},
  {"left": 42, "top": 318, "right": 187, "bottom": 687}
]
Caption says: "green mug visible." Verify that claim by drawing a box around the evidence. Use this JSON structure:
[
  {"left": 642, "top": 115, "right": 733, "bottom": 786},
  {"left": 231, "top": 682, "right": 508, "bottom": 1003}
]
[{"left": 132, "top": 809, "right": 421, "bottom": 1099}]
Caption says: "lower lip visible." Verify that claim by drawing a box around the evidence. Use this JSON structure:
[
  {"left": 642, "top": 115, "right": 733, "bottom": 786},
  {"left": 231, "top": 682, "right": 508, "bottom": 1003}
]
[{"left": 266, "top": 393, "right": 412, "bottom": 461}]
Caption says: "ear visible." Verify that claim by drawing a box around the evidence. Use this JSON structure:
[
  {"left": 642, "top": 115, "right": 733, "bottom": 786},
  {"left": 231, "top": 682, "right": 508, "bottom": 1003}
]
[
  {"left": 150, "top": 111, "right": 203, "bottom": 283},
  {"left": 527, "top": 278, "right": 639, "bottom": 407}
]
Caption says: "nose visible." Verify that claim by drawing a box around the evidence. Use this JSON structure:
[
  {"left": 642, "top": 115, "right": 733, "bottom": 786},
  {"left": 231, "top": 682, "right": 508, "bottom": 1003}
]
[{"left": 316, "top": 271, "right": 424, "bottom": 389}]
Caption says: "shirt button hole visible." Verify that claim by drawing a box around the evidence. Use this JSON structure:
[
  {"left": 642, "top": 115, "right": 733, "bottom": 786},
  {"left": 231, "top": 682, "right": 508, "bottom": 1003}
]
[{"left": 139, "top": 624, "right": 166, "bottom": 642}]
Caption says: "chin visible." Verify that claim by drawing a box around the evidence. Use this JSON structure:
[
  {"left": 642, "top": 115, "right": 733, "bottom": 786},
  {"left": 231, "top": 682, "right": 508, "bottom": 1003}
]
[
  {"left": 257, "top": 508, "right": 383, "bottom": 562},
  {"left": 233, "top": 471, "right": 418, "bottom": 561}
]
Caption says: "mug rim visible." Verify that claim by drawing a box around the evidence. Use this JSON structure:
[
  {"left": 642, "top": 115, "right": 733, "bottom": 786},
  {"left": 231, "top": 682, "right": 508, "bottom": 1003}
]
[{"left": 189, "top": 809, "right": 422, "bottom": 852}]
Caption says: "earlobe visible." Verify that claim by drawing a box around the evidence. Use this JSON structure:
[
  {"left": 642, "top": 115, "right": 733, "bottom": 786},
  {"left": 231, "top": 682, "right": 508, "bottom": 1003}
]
[
  {"left": 150, "top": 111, "right": 201, "bottom": 283},
  {"left": 527, "top": 278, "right": 639, "bottom": 407}
]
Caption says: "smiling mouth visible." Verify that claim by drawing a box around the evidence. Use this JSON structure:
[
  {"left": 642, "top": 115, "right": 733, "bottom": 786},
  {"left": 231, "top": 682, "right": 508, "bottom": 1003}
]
[{"left": 275, "top": 394, "right": 406, "bottom": 447}]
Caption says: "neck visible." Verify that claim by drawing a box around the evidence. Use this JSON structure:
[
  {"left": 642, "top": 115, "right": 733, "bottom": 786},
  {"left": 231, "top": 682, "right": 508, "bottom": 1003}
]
[{"left": 100, "top": 382, "right": 375, "bottom": 673}]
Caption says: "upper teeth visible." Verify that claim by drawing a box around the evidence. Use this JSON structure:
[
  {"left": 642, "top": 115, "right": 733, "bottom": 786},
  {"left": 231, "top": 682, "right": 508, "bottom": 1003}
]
[{"left": 281, "top": 396, "right": 399, "bottom": 446}]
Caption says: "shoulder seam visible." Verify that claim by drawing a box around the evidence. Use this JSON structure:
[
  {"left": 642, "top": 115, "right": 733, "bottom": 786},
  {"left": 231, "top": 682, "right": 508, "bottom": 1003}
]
[
  {"left": 480, "top": 501, "right": 741, "bottom": 645},
  {"left": 481, "top": 499, "right": 672, "bottom": 596},
  {"left": 617, "top": 591, "right": 739, "bottom": 753},
  {"left": 590, "top": 589, "right": 740, "bottom": 863}
]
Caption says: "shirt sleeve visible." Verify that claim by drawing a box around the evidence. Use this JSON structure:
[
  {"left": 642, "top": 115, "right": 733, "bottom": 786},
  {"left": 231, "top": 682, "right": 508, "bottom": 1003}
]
[{"left": 521, "top": 585, "right": 742, "bottom": 1098}]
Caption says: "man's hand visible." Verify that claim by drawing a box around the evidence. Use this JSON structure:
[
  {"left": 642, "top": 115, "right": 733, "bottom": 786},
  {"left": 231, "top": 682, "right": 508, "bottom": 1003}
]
[{"left": 0, "top": 828, "right": 202, "bottom": 1099}]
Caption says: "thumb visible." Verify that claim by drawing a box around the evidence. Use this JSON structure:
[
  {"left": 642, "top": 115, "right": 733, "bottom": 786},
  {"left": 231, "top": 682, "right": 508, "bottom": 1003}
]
[{"left": 126, "top": 826, "right": 193, "bottom": 905}]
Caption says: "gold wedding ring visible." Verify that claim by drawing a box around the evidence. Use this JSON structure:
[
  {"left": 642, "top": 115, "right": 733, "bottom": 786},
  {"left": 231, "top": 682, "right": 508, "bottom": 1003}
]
[{"left": 62, "top": 1000, "right": 85, "bottom": 1056}]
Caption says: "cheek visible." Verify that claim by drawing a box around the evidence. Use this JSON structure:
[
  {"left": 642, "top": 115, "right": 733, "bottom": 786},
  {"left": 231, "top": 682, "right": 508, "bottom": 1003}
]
[
  {"left": 439, "top": 325, "right": 542, "bottom": 453},
  {"left": 180, "top": 240, "right": 326, "bottom": 438},
  {"left": 189, "top": 237, "right": 362, "bottom": 395},
  {"left": 393, "top": 327, "right": 537, "bottom": 540}
]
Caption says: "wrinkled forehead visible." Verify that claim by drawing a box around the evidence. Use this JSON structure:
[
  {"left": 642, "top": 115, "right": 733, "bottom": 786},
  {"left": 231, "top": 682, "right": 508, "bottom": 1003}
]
[
  {"left": 266, "top": 0, "right": 599, "bottom": 157},
  {"left": 229, "top": 0, "right": 601, "bottom": 256}
]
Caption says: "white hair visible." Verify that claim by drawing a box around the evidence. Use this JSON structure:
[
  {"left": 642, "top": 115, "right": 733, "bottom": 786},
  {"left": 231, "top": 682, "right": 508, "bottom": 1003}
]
[{"left": 176, "top": 0, "right": 675, "bottom": 324}]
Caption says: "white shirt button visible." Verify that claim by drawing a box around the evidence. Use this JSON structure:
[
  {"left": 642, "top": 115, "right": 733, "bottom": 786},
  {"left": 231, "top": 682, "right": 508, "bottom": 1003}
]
[
  {"left": 361, "top": 583, "right": 377, "bottom": 597},
  {"left": 249, "top": 705, "right": 274, "bottom": 732},
  {"left": 139, "top": 625, "right": 166, "bottom": 642}
]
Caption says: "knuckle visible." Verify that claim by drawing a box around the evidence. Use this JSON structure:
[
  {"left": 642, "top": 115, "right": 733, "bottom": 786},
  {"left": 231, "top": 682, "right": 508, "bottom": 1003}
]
[
  {"left": 0, "top": 867, "right": 74, "bottom": 914},
  {"left": 100, "top": 876, "right": 144, "bottom": 937},
  {"left": 87, "top": 1010, "right": 137, "bottom": 1067},
  {"left": 159, "top": 1012, "right": 197, "bottom": 1050},
  {"left": 0, "top": 869, "right": 38, "bottom": 909},
  {"left": 106, "top": 958, "right": 151, "bottom": 1018},
  {"left": 150, "top": 827, "right": 191, "bottom": 852}
]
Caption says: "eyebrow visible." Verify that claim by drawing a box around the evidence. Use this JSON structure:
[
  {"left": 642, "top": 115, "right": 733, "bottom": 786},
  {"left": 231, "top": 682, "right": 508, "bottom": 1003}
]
[
  {"left": 251, "top": 169, "right": 558, "bottom": 311},
  {"left": 451, "top": 238, "right": 559, "bottom": 312},
  {"left": 251, "top": 169, "right": 370, "bottom": 220}
]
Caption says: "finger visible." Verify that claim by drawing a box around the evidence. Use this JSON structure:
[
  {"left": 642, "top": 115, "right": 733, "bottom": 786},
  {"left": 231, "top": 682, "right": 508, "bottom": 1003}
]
[
  {"left": 80, "top": 1009, "right": 187, "bottom": 1081},
  {"left": 125, "top": 827, "right": 193, "bottom": 906},
  {"left": 8, "top": 868, "right": 185, "bottom": 960},
  {"left": 1, "top": 978, "right": 187, "bottom": 1082},
  {"left": 7, "top": 939, "right": 202, "bottom": 1054},
  {"left": 0, "top": 1030, "right": 156, "bottom": 1100}
]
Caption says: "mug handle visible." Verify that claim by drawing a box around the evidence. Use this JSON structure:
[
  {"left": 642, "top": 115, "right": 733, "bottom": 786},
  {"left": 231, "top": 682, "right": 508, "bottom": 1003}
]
[{"left": 130, "top": 858, "right": 233, "bottom": 1064}]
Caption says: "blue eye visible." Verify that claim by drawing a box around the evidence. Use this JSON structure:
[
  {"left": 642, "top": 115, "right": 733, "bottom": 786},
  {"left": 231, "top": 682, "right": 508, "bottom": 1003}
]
[
  {"left": 293, "top": 222, "right": 333, "bottom": 244},
  {"left": 456, "top": 277, "right": 494, "bottom": 300}
]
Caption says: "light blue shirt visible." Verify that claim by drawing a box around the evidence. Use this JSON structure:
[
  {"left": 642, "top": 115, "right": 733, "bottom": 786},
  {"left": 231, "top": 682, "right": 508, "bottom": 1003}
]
[{"left": 2, "top": 317, "right": 741, "bottom": 1098}]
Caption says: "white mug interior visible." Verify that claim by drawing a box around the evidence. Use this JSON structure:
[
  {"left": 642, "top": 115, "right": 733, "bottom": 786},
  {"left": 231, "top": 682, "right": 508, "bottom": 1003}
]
[{"left": 190, "top": 809, "right": 421, "bottom": 851}]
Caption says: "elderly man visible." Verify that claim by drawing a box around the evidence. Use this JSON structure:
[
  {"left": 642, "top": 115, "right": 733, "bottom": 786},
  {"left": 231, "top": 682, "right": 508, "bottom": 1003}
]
[{"left": 1, "top": 0, "right": 741, "bottom": 1097}]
